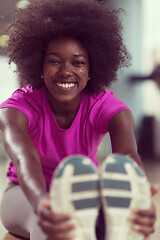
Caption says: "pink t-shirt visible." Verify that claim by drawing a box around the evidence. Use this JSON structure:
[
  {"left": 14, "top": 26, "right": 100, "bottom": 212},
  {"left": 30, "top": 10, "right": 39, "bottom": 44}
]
[{"left": 0, "top": 86, "right": 130, "bottom": 190}]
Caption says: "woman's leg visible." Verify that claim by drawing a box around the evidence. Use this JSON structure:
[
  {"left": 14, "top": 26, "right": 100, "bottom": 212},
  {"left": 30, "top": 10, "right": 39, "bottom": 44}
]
[{"left": 0, "top": 181, "right": 47, "bottom": 240}]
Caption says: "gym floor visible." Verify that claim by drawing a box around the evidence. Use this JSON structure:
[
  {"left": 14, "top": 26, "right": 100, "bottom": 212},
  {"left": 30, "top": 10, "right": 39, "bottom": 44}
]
[{"left": 0, "top": 156, "right": 160, "bottom": 240}]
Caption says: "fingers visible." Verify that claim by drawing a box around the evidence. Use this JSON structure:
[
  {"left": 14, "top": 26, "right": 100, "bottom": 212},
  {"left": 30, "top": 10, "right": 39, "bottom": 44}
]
[
  {"left": 41, "top": 196, "right": 51, "bottom": 208},
  {"left": 38, "top": 195, "right": 74, "bottom": 223},
  {"left": 150, "top": 184, "right": 159, "bottom": 196},
  {"left": 133, "top": 204, "right": 156, "bottom": 219},
  {"left": 39, "top": 202, "right": 73, "bottom": 223},
  {"left": 132, "top": 224, "right": 154, "bottom": 237},
  {"left": 129, "top": 204, "right": 156, "bottom": 236},
  {"left": 37, "top": 196, "right": 76, "bottom": 240},
  {"left": 39, "top": 218, "right": 76, "bottom": 240}
]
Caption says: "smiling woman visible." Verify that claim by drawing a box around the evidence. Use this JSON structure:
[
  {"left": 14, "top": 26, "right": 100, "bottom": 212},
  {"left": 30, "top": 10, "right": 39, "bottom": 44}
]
[
  {"left": 43, "top": 37, "right": 89, "bottom": 109},
  {"left": 0, "top": 0, "right": 157, "bottom": 240}
]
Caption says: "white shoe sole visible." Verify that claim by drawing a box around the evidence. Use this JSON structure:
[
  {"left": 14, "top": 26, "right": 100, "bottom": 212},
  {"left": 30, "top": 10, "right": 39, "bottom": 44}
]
[
  {"left": 49, "top": 155, "right": 100, "bottom": 240},
  {"left": 100, "top": 154, "right": 151, "bottom": 240}
]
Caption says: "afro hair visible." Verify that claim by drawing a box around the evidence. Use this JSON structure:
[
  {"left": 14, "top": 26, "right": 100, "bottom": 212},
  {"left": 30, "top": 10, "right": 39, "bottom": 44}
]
[{"left": 6, "top": 0, "right": 131, "bottom": 93}]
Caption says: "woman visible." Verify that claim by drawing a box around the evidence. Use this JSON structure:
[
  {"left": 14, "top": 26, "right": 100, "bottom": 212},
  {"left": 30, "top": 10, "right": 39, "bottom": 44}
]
[{"left": 0, "top": 0, "right": 157, "bottom": 239}]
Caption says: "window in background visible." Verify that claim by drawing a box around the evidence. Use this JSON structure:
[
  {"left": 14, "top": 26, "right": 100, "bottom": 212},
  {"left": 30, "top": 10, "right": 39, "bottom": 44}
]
[
  {"left": 142, "top": 0, "right": 160, "bottom": 118},
  {"left": 0, "top": 56, "right": 18, "bottom": 103}
]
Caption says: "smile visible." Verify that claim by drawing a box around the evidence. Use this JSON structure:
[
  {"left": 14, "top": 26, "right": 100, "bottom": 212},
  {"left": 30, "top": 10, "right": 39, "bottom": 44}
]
[{"left": 56, "top": 82, "right": 76, "bottom": 89}]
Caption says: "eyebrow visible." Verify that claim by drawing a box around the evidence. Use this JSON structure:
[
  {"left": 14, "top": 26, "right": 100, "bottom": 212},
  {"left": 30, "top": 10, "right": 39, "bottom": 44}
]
[
  {"left": 47, "top": 52, "right": 87, "bottom": 59},
  {"left": 74, "top": 54, "right": 87, "bottom": 59}
]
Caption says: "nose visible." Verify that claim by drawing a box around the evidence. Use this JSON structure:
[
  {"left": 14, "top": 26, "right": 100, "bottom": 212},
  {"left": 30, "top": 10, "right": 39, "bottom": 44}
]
[{"left": 60, "top": 63, "right": 73, "bottom": 78}]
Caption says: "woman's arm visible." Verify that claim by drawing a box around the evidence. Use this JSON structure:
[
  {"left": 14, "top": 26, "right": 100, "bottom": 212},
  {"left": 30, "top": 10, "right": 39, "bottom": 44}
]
[
  {"left": 0, "top": 107, "right": 75, "bottom": 239},
  {"left": 108, "top": 109, "right": 143, "bottom": 168},
  {"left": 108, "top": 109, "right": 157, "bottom": 237},
  {"left": 0, "top": 107, "right": 47, "bottom": 213}
]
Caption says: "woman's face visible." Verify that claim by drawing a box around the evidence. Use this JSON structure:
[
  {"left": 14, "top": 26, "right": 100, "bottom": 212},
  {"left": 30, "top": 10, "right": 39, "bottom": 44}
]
[{"left": 43, "top": 36, "right": 89, "bottom": 104}]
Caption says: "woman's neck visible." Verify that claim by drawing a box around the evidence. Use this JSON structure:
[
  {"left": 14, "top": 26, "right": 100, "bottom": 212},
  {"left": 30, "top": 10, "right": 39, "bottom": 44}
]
[{"left": 47, "top": 93, "right": 82, "bottom": 117}]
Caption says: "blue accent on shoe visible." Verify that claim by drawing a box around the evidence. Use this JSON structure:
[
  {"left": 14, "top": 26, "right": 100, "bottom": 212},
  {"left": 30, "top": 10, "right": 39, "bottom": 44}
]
[
  {"left": 105, "top": 196, "right": 131, "bottom": 208},
  {"left": 105, "top": 155, "right": 145, "bottom": 177},
  {"left": 72, "top": 180, "right": 99, "bottom": 192},
  {"left": 105, "top": 163, "right": 127, "bottom": 174},
  {"left": 73, "top": 197, "right": 100, "bottom": 210},
  {"left": 103, "top": 179, "right": 131, "bottom": 190},
  {"left": 55, "top": 157, "right": 96, "bottom": 178},
  {"left": 134, "top": 165, "right": 145, "bottom": 177}
]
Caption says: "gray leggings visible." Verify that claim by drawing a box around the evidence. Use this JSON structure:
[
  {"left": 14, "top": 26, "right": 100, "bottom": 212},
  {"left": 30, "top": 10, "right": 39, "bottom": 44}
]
[
  {"left": 0, "top": 181, "right": 47, "bottom": 240},
  {"left": 0, "top": 182, "right": 105, "bottom": 240}
]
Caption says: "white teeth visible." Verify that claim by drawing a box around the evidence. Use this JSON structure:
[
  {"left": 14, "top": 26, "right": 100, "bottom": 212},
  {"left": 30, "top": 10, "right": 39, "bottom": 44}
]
[{"left": 56, "top": 83, "right": 75, "bottom": 88}]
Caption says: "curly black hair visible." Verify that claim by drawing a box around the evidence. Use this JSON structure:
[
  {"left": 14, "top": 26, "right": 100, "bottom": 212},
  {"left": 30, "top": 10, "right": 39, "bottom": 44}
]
[{"left": 6, "top": 0, "right": 131, "bottom": 93}]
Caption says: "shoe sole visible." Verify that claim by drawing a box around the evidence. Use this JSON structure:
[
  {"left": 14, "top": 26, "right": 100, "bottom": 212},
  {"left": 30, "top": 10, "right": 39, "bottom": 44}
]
[
  {"left": 100, "top": 154, "right": 151, "bottom": 240},
  {"left": 49, "top": 155, "right": 100, "bottom": 240}
]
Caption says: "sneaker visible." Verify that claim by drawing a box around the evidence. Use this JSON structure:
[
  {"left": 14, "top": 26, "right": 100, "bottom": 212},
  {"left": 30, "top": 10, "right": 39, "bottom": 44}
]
[
  {"left": 49, "top": 155, "right": 100, "bottom": 240},
  {"left": 100, "top": 154, "right": 151, "bottom": 240}
]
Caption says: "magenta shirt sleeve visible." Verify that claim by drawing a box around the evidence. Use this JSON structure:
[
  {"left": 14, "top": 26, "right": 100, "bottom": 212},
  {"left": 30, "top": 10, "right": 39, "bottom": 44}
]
[
  {"left": 0, "top": 86, "right": 40, "bottom": 132},
  {"left": 90, "top": 90, "right": 131, "bottom": 133}
]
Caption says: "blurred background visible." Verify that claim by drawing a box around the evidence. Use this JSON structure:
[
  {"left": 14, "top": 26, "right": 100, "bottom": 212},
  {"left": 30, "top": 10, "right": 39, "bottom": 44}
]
[{"left": 0, "top": 0, "right": 160, "bottom": 239}]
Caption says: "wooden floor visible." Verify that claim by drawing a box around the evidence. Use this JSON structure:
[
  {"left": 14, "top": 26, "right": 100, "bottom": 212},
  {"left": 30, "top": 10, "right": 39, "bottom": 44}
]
[
  {"left": 2, "top": 233, "right": 24, "bottom": 240},
  {"left": 0, "top": 157, "right": 160, "bottom": 240}
]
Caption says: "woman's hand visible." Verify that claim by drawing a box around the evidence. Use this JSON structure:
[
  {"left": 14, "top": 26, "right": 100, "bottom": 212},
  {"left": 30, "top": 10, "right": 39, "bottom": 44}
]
[
  {"left": 37, "top": 196, "right": 76, "bottom": 240},
  {"left": 129, "top": 184, "right": 159, "bottom": 238}
]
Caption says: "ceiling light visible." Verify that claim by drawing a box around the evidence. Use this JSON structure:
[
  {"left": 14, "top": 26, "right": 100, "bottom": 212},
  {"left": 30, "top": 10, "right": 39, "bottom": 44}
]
[
  {"left": 16, "top": 0, "right": 30, "bottom": 9},
  {"left": 0, "top": 35, "right": 9, "bottom": 48}
]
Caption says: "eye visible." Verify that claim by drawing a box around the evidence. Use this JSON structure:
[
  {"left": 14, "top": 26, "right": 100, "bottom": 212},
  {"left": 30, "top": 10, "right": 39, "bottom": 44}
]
[
  {"left": 73, "top": 60, "right": 85, "bottom": 67},
  {"left": 48, "top": 59, "right": 60, "bottom": 65}
]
